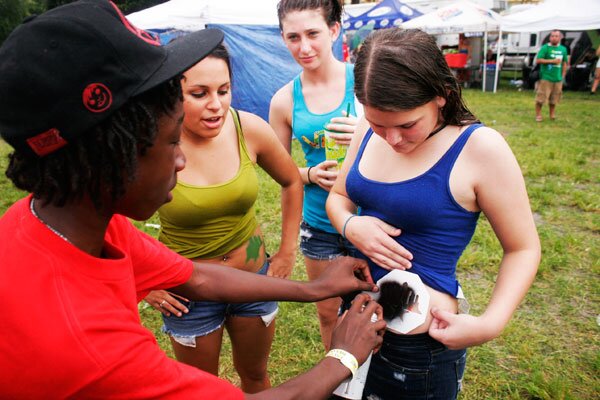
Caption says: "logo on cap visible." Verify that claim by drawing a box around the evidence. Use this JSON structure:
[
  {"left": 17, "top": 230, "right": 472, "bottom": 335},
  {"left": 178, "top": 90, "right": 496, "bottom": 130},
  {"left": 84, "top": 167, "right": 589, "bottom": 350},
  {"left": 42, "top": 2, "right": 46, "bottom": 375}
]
[
  {"left": 82, "top": 83, "right": 112, "bottom": 113},
  {"left": 26, "top": 128, "right": 68, "bottom": 156}
]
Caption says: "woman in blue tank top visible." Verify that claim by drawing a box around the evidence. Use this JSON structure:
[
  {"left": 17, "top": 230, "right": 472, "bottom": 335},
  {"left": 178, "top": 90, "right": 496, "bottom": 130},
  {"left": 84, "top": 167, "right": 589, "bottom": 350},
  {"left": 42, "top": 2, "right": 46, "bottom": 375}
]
[
  {"left": 327, "top": 29, "right": 541, "bottom": 399},
  {"left": 270, "top": 0, "right": 374, "bottom": 350}
]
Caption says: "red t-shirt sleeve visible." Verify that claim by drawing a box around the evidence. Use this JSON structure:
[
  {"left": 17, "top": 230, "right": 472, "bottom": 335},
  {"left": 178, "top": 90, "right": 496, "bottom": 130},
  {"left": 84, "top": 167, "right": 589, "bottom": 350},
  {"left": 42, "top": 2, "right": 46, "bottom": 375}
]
[{"left": 106, "top": 216, "right": 193, "bottom": 301}]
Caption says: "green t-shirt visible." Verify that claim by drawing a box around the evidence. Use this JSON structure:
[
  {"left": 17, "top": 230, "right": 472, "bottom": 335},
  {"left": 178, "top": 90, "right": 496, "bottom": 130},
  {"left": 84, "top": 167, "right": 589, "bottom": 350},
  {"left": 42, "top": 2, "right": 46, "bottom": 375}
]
[{"left": 537, "top": 43, "right": 568, "bottom": 82}]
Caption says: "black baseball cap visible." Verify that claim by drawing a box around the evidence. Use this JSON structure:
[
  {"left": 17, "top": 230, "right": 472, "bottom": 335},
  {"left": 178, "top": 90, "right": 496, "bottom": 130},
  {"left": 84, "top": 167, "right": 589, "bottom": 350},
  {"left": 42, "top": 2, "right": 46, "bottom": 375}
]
[{"left": 0, "top": 0, "right": 224, "bottom": 156}]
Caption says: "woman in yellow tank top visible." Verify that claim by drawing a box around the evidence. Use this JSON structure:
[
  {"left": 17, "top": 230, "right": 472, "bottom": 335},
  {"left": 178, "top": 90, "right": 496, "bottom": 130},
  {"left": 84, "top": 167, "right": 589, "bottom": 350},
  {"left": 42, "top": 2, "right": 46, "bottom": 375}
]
[{"left": 144, "top": 44, "right": 303, "bottom": 393}]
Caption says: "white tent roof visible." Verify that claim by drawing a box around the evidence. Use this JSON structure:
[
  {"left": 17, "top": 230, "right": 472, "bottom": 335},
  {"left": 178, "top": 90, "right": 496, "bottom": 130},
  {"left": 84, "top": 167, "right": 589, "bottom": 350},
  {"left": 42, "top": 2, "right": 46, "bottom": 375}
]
[
  {"left": 402, "top": 0, "right": 502, "bottom": 34},
  {"left": 127, "top": 0, "right": 281, "bottom": 31},
  {"left": 501, "top": 0, "right": 600, "bottom": 32}
]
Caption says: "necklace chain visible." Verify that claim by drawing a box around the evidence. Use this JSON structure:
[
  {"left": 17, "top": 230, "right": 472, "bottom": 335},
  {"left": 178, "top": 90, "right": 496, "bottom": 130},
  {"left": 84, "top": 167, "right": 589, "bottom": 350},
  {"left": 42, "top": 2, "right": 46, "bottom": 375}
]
[
  {"left": 30, "top": 198, "right": 71, "bottom": 244},
  {"left": 426, "top": 122, "right": 448, "bottom": 140}
]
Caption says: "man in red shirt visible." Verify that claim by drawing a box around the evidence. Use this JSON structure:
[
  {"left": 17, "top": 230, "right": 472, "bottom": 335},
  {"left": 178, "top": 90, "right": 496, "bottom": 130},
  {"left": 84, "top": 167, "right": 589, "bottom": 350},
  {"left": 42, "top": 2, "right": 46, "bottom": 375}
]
[{"left": 0, "top": 1, "right": 385, "bottom": 398}]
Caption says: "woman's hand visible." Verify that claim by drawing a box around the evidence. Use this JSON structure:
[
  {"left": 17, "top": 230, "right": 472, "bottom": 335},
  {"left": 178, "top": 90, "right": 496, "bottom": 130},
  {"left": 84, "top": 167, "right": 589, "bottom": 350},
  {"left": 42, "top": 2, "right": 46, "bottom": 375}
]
[
  {"left": 267, "top": 251, "right": 296, "bottom": 280},
  {"left": 428, "top": 308, "right": 501, "bottom": 349},
  {"left": 344, "top": 215, "right": 413, "bottom": 270},
  {"left": 144, "top": 290, "right": 189, "bottom": 318},
  {"left": 326, "top": 112, "right": 358, "bottom": 146},
  {"left": 308, "top": 160, "right": 339, "bottom": 192}
]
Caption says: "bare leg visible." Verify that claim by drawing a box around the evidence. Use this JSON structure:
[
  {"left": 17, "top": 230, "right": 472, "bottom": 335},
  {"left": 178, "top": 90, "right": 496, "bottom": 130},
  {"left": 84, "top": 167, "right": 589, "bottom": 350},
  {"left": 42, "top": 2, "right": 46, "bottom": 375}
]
[
  {"left": 549, "top": 104, "right": 556, "bottom": 120},
  {"left": 227, "top": 316, "right": 276, "bottom": 393},
  {"left": 535, "top": 102, "right": 543, "bottom": 121},
  {"left": 305, "top": 257, "right": 342, "bottom": 351},
  {"left": 591, "top": 69, "right": 600, "bottom": 93},
  {"left": 169, "top": 325, "right": 224, "bottom": 376}
]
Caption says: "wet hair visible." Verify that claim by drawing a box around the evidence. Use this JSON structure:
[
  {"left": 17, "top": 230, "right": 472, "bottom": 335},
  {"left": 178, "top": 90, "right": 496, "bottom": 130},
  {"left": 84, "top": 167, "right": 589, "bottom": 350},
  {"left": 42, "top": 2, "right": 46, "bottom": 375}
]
[
  {"left": 354, "top": 29, "right": 478, "bottom": 126},
  {"left": 5, "top": 77, "right": 182, "bottom": 210},
  {"left": 277, "top": 0, "right": 343, "bottom": 30}
]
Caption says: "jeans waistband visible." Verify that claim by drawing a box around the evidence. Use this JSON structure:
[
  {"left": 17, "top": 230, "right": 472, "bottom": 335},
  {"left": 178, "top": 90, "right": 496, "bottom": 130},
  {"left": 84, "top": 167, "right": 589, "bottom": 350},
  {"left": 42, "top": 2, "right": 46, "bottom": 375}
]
[{"left": 383, "top": 331, "right": 445, "bottom": 350}]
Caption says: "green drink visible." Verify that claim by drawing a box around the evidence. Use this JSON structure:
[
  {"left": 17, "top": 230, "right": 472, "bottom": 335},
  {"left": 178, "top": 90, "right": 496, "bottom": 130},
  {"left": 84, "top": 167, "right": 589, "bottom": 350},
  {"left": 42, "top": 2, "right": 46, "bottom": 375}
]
[
  {"left": 324, "top": 102, "right": 353, "bottom": 171},
  {"left": 324, "top": 127, "right": 348, "bottom": 171}
]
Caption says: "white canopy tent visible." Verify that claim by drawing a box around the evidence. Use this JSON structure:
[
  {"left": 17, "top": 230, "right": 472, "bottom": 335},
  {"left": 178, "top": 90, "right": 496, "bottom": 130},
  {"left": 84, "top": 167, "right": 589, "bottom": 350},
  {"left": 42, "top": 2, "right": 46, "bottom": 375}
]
[
  {"left": 403, "top": 1, "right": 503, "bottom": 92},
  {"left": 501, "top": 0, "right": 600, "bottom": 32},
  {"left": 127, "top": 0, "right": 281, "bottom": 30}
]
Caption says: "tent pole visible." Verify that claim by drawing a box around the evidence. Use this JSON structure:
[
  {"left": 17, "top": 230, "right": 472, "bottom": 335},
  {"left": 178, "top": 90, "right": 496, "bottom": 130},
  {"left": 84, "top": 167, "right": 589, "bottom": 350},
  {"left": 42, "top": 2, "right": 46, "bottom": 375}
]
[
  {"left": 494, "top": 29, "right": 502, "bottom": 93},
  {"left": 483, "top": 30, "right": 488, "bottom": 92}
]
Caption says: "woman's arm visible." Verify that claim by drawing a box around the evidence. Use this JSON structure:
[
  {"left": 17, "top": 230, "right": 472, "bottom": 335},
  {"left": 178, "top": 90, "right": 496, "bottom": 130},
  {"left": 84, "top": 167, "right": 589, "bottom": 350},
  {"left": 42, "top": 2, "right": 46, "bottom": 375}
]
[
  {"left": 429, "top": 128, "right": 541, "bottom": 349},
  {"left": 269, "top": 84, "right": 338, "bottom": 191},
  {"left": 326, "top": 117, "right": 413, "bottom": 270},
  {"left": 242, "top": 111, "right": 303, "bottom": 279}
]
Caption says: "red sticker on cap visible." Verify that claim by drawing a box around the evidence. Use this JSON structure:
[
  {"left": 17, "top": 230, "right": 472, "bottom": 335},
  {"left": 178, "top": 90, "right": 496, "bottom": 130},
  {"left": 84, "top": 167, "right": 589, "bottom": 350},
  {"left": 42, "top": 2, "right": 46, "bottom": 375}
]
[
  {"left": 82, "top": 83, "right": 112, "bottom": 113},
  {"left": 26, "top": 128, "right": 68, "bottom": 156},
  {"left": 109, "top": 1, "right": 161, "bottom": 46}
]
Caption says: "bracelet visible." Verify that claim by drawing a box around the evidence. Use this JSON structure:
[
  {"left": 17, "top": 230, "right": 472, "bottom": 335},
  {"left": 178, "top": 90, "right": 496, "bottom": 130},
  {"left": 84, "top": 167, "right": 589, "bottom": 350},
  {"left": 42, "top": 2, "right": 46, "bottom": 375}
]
[
  {"left": 326, "top": 349, "right": 358, "bottom": 377},
  {"left": 307, "top": 166, "right": 314, "bottom": 185},
  {"left": 342, "top": 214, "right": 358, "bottom": 240}
]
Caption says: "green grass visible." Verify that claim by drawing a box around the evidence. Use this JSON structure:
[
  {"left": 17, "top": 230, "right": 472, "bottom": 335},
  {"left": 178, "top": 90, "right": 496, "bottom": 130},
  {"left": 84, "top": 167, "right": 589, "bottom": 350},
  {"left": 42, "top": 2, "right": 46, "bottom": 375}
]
[{"left": 1, "top": 87, "right": 598, "bottom": 399}]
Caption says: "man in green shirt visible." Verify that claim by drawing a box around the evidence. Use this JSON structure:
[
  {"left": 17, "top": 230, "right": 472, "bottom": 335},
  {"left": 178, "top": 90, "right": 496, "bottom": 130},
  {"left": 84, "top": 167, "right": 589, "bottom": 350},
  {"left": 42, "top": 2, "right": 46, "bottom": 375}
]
[{"left": 535, "top": 30, "right": 569, "bottom": 122}]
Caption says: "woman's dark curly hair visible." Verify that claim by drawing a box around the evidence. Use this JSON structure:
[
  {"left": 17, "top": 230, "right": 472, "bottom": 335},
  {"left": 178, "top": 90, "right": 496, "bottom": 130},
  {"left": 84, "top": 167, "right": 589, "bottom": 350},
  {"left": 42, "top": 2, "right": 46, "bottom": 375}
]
[
  {"left": 5, "top": 77, "right": 182, "bottom": 210},
  {"left": 277, "top": 0, "right": 343, "bottom": 30},
  {"left": 354, "top": 29, "right": 478, "bottom": 126}
]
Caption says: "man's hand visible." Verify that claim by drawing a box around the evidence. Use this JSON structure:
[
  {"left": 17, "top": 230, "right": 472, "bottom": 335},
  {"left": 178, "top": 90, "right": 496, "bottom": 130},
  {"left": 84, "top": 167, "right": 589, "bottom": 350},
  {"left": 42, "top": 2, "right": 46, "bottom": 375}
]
[
  {"left": 312, "top": 256, "right": 378, "bottom": 300},
  {"left": 330, "top": 294, "right": 386, "bottom": 364}
]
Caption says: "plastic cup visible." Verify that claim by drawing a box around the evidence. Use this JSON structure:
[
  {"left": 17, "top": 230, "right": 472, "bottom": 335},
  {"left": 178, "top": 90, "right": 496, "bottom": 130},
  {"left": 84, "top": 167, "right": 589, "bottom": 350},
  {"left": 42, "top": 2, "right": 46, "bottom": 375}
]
[{"left": 324, "top": 128, "right": 349, "bottom": 171}]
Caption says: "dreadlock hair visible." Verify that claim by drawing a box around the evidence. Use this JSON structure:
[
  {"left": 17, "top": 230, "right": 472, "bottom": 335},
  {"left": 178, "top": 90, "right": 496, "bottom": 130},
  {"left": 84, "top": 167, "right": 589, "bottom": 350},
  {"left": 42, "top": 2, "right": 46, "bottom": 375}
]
[
  {"left": 354, "top": 29, "right": 478, "bottom": 126},
  {"left": 5, "top": 77, "right": 182, "bottom": 211},
  {"left": 277, "top": 0, "right": 343, "bottom": 30}
]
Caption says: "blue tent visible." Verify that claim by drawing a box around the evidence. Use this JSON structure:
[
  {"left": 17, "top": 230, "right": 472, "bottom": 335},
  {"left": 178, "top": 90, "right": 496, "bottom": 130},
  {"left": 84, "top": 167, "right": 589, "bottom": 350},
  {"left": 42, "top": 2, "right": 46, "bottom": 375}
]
[{"left": 343, "top": 0, "right": 422, "bottom": 31}]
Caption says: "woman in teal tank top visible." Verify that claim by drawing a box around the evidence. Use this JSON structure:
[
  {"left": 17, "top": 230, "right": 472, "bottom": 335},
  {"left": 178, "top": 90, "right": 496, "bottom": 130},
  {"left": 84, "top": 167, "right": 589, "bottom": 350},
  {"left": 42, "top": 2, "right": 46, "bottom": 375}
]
[
  {"left": 270, "top": 0, "right": 362, "bottom": 351},
  {"left": 144, "top": 44, "right": 303, "bottom": 393}
]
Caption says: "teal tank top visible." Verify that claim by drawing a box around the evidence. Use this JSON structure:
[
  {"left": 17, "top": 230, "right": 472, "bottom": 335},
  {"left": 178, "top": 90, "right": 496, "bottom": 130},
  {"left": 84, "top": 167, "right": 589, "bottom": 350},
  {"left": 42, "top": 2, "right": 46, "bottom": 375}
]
[
  {"left": 158, "top": 108, "right": 259, "bottom": 259},
  {"left": 292, "top": 63, "right": 357, "bottom": 233}
]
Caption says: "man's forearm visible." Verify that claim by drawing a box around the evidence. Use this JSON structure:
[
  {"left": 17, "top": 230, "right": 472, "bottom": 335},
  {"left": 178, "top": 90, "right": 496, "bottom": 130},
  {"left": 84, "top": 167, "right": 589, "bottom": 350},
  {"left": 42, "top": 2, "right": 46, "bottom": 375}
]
[{"left": 173, "top": 262, "right": 319, "bottom": 303}]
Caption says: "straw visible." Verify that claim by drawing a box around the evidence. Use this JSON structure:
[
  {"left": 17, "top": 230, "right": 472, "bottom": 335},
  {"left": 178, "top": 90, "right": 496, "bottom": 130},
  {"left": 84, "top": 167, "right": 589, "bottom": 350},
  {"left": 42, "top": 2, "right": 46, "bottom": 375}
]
[{"left": 345, "top": 102, "right": 351, "bottom": 117}]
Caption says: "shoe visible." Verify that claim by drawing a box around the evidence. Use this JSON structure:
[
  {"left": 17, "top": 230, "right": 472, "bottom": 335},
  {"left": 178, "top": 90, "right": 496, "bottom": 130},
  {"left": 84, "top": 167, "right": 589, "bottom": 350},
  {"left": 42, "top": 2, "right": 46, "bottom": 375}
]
[{"left": 535, "top": 115, "right": 543, "bottom": 122}]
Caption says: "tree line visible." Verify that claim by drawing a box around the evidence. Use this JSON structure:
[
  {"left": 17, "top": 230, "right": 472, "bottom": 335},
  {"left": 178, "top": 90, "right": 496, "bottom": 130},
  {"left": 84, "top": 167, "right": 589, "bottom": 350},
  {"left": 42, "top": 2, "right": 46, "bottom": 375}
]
[{"left": 0, "top": 0, "right": 168, "bottom": 44}]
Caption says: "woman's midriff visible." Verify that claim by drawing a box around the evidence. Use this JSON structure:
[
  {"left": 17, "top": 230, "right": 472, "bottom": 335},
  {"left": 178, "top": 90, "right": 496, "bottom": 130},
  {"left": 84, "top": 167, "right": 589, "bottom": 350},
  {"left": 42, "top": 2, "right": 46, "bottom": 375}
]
[
  {"left": 394, "top": 284, "right": 458, "bottom": 335},
  {"left": 190, "top": 226, "right": 266, "bottom": 273}
]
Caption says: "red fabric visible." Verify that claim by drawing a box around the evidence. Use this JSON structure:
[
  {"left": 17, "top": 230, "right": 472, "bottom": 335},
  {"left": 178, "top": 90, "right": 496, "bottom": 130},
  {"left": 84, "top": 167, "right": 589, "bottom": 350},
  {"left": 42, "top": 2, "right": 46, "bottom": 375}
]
[{"left": 0, "top": 196, "right": 244, "bottom": 399}]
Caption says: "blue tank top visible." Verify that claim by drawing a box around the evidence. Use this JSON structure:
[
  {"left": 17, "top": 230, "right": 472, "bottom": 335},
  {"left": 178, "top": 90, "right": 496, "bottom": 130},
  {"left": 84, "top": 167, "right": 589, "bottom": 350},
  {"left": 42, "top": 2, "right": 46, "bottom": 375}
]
[
  {"left": 346, "top": 124, "right": 483, "bottom": 296},
  {"left": 292, "top": 63, "right": 357, "bottom": 233}
]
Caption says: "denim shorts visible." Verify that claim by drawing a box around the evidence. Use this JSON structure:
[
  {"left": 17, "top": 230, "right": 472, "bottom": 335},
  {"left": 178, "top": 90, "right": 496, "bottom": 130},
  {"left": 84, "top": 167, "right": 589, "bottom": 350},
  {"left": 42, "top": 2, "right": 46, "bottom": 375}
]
[
  {"left": 299, "top": 221, "right": 357, "bottom": 260},
  {"left": 363, "top": 332, "right": 467, "bottom": 400},
  {"left": 161, "top": 260, "right": 278, "bottom": 344}
]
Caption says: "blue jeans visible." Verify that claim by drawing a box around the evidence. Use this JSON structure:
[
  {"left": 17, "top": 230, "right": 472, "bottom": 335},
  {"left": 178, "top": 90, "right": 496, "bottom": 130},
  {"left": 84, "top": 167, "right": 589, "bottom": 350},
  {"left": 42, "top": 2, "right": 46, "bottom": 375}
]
[
  {"left": 299, "top": 220, "right": 357, "bottom": 260},
  {"left": 363, "top": 332, "right": 466, "bottom": 400}
]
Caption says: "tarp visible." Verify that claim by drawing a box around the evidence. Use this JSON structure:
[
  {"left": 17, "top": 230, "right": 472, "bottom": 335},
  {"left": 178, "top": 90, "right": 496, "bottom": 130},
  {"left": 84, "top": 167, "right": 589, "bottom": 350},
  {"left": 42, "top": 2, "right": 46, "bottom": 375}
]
[
  {"left": 342, "top": 0, "right": 422, "bottom": 31},
  {"left": 402, "top": 0, "right": 502, "bottom": 34},
  {"left": 128, "top": 0, "right": 342, "bottom": 121},
  {"left": 501, "top": 0, "right": 600, "bottom": 32}
]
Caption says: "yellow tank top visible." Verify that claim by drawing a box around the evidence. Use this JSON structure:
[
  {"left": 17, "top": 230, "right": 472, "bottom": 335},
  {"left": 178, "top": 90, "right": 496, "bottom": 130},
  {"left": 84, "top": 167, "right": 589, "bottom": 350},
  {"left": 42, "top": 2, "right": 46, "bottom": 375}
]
[{"left": 158, "top": 108, "right": 259, "bottom": 259}]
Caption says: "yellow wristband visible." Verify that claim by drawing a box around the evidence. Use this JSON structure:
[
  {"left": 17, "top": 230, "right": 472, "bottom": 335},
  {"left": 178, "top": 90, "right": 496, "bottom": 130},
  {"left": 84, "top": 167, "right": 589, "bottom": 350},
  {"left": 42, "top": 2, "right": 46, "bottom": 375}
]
[{"left": 326, "top": 349, "right": 358, "bottom": 377}]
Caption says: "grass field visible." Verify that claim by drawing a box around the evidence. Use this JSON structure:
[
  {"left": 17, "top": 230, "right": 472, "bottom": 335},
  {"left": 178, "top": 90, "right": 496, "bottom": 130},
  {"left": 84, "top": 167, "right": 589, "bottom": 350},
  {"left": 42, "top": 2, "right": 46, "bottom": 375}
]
[{"left": 1, "top": 85, "right": 598, "bottom": 399}]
